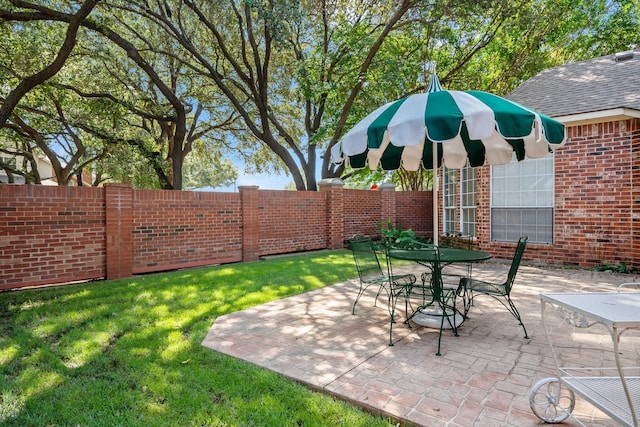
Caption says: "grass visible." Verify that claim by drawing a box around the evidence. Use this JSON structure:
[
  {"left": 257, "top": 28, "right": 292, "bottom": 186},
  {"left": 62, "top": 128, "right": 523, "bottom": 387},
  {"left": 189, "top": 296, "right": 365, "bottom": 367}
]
[{"left": 0, "top": 250, "right": 396, "bottom": 427}]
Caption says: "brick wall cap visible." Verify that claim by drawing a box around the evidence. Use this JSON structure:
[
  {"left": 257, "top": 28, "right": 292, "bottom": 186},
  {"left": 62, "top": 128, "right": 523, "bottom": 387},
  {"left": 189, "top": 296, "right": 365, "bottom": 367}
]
[
  {"left": 379, "top": 182, "right": 396, "bottom": 190},
  {"left": 104, "top": 183, "right": 133, "bottom": 188},
  {"left": 318, "top": 178, "right": 344, "bottom": 187}
]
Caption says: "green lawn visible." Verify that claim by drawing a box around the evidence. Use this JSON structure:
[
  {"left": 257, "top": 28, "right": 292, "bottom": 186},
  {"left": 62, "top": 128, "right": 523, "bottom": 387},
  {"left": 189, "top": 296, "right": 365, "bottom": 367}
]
[{"left": 0, "top": 250, "right": 396, "bottom": 426}]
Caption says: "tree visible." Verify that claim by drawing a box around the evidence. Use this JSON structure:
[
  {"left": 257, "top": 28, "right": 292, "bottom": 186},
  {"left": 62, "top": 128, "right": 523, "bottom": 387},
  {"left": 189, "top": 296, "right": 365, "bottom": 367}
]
[
  {"left": 84, "top": 0, "right": 426, "bottom": 190},
  {"left": 0, "top": 0, "right": 238, "bottom": 189},
  {"left": 0, "top": 137, "right": 41, "bottom": 184},
  {"left": 330, "top": 0, "right": 640, "bottom": 188},
  {"left": 0, "top": 0, "right": 98, "bottom": 127},
  {"left": 124, "top": 0, "right": 630, "bottom": 190},
  {"left": 182, "top": 143, "right": 238, "bottom": 190},
  {"left": 0, "top": 95, "right": 107, "bottom": 186},
  {"left": 2, "top": 0, "right": 638, "bottom": 191}
]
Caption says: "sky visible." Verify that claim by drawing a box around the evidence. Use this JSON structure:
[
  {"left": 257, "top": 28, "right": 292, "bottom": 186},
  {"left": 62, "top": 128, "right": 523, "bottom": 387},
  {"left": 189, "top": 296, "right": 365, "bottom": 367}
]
[
  {"left": 210, "top": 149, "right": 324, "bottom": 192},
  {"left": 200, "top": 151, "right": 296, "bottom": 191},
  {"left": 213, "top": 169, "right": 291, "bottom": 192}
]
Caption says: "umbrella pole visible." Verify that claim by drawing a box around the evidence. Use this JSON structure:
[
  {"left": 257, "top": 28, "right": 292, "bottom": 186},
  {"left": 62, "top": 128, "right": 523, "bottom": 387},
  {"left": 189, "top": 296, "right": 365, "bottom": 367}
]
[{"left": 433, "top": 145, "right": 438, "bottom": 246}]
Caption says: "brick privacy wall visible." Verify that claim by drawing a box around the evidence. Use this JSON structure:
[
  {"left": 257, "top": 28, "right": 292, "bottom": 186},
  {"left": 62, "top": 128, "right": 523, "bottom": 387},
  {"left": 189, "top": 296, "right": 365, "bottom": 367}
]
[
  {"left": 1, "top": 121, "right": 638, "bottom": 290},
  {"left": 343, "top": 189, "right": 383, "bottom": 239},
  {"left": 342, "top": 189, "right": 434, "bottom": 242},
  {"left": 132, "top": 189, "right": 243, "bottom": 274},
  {"left": 0, "top": 185, "right": 106, "bottom": 288},
  {"left": 257, "top": 190, "right": 328, "bottom": 254},
  {"left": 1, "top": 183, "right": 431, "bottom": 290},
  {"left": 396, "top": 191, "right": 433, "bottom": 238},
  {"left": 106, "top": 184, "right": 133, "bottom": 279}
]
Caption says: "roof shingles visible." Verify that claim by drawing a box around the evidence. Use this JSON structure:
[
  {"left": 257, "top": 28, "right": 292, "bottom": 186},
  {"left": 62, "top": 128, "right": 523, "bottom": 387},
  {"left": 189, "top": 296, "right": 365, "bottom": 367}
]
[{"left": 507, "top": 50, "right": 640, "bottom": 118}]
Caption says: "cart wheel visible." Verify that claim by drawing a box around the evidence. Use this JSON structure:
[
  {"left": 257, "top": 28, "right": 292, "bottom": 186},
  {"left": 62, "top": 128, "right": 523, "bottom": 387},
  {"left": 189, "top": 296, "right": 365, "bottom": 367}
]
[{"left": 529, "top": 377, "right": 575, "bottom": 423}]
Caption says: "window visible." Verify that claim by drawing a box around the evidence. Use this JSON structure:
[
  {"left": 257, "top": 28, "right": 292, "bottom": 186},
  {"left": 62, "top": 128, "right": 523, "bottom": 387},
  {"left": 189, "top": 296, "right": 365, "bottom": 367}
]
[
  {"left": 0, "top": 154, "right": 16, "bottom": 169},
  {"left": 442, "top": 164, "right": 477, "bottom": 237},
  {"left": 442, "top": 168, "right": 457, "bottom": 234},
  {"left": 461, "top": 166, "right": 476, "bottom": 237},
  {"left": 491, "top": 154, "right": 554, "bottom": 243}
]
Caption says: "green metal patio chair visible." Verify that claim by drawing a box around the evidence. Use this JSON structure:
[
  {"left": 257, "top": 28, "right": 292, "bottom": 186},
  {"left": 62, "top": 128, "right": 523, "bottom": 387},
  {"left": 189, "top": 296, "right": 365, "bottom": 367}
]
[
  {"left": 347, "top": 235, "right": 417, "bottom": 346},
  {"left": 347, "top": 235, "right": 390, "bottom": 314},
  {"left": 460, "top": 236, "right": 529, "bottom": 338},
  {"left": 381, "top": 242, "right": 428, "bottom": 346}
]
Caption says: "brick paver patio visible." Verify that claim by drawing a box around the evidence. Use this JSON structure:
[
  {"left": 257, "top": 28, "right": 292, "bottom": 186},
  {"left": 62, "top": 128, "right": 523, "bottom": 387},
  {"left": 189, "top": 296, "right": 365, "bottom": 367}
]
[{"left": 202, "top": 261, "right": 640, "bottom": 426}]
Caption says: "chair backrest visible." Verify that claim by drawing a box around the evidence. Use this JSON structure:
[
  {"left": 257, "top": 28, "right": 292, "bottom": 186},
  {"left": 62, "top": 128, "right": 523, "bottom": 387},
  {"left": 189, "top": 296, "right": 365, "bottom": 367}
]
[
  {"left": 348, "top": 236, "right": 384, "bottom": 280},
  {"left": 425, "top": 245, "right": 443, "bottom": 300},
  {"left": 386, "top": 242, "right": 443, "bottom": 296},
  {"left": 505, "top": 236, "right": 528, "bottom": 293}
]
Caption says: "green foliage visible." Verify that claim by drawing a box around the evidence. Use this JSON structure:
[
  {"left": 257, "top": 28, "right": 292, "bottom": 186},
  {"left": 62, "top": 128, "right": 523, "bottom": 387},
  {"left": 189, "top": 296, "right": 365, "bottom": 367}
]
[
  {"left": 2, "top": 0, "right": 639, "bottom": 189},
  {"left": 0, "top": 251, "right": 394, "bottom": 426},
  {"left": 377, "top": 218, "right": 430, "bottom": 248},
  {"left": 96, "top": 144, "right": 163, "bottom": 188},
  {"left": 342, "top": 168, "right": 432, "bottom": 191},
  {"left": 342, "top": 168, "right": 391, "bottom": 189},
  {"left": 182, "top": 143, "right": 238, "bottom": 190},
  {"left": 591, "top": 262, "right": 635, "bottom": 274}
]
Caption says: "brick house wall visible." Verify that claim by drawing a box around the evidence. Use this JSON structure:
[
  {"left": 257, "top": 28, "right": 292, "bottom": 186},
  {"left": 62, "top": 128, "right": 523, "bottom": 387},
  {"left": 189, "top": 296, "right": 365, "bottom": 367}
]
[
  {"left": 554, "top": 119, "right": 639, "bottom": 267},
  {"left": 443, "top": 118, "right": 639, "bottom": 267}
]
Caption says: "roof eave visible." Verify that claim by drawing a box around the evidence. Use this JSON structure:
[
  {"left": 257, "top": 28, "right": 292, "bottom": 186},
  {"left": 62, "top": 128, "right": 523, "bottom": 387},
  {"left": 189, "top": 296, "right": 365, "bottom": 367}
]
[{"left": 555, "top": 107, "right": 640, "bottom": 126}]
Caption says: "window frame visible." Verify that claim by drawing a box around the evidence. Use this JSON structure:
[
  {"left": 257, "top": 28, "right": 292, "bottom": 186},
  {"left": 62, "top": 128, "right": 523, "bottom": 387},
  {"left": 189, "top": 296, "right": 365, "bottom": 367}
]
[
  {"left": 490, "top": 154, "right": 555, "bottom": 244},
  {"left": 460, "top": 165, "right": 477, "bottom": 238},
  {"left": 442, "top": 164, "right": 477, "bottom": 238},
  {"left": 442, "top": 167, "right": 457, "bottom": 235}
]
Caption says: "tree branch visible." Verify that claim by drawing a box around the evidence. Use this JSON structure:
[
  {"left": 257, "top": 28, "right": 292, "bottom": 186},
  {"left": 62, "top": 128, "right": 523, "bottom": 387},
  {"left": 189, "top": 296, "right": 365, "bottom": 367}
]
[{"left": 0, "top": 0, "right": 99, "bottom": 127}]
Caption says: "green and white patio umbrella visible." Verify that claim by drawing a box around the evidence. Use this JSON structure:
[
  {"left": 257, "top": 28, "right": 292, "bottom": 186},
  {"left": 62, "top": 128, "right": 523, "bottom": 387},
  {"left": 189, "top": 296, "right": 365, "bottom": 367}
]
[{"left": 331, "top": 72, "right": 567, "bottom": 244}]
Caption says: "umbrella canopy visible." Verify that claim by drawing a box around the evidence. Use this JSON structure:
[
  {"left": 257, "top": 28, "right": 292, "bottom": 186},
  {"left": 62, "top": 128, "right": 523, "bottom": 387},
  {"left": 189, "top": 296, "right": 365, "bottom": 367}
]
[{"left": 331, "top": 72, "right": 567, "bottom": 244}]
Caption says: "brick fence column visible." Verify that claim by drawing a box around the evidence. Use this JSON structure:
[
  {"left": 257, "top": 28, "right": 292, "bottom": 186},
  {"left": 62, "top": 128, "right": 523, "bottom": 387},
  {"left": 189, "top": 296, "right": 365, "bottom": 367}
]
[
  {"left": 105, "top": 183, "right": 133, "bottom": 280},
  {"left": 318, "top": 178, "right": 344, "bottom": 249},
  {"left": 379, "top": 182, "right": 397, "bottom": 225},
  {"left": 240, "top": 185, "right": 260, "bottom": 261}
]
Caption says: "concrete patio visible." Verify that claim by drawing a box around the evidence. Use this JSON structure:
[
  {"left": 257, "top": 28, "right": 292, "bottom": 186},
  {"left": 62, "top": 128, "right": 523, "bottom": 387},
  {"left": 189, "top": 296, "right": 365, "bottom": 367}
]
[{"left": 202, "top": 261, "right": 640, "bottom": 426}]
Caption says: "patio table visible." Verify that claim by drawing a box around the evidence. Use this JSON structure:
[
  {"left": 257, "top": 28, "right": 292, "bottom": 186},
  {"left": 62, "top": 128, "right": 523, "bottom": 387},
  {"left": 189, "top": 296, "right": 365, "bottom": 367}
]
[
  {"left": 387, "top": 247, "right": 492, "bottom": 267},
  {"left": 387, "top": 247, "right": 492, "bottom": 328}
]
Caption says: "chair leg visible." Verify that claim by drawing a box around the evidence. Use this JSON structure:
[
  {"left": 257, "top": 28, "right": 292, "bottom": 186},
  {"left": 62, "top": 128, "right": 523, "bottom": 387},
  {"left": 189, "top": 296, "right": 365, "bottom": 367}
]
[
  {"left": 462, "top": 289, "right": 472, "bottom": 318},
  {"left": 506, "top": 296, "right": 529, "bottom": 339},
  {"left": 435, "top": 290, "right": 460, "bottom": 355},
  {"left": 445, "top": 292, "right": 461, "bottom": 337},
  {"left": 388, "top": 290, "right": 399, "bottom": 346},
  {"left": 375, "top": 283, "right": 390, "bottom": 308},
  {"left": 435, "top": 310, "right": 445, "bottom": 356},
  {"left": 374, "top": 285, "right": 383, "bottom": 307},
  {"left": 352, "top": 284, "right": 367, "bottom": 315},
  {"left": 353, "top": 283, "right": 388, "bottom": 315}
]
